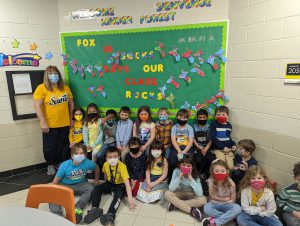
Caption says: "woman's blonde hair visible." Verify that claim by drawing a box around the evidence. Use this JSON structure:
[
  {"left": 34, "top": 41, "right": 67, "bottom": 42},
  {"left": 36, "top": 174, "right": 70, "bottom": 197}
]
[
  {"left": 209, "top": 159, "right": 232, "bottom": 193},
  {"left": 239, "top": 165, "right": 271, "bottom": 193},
  {"left": 44, "top": 65, "right": 64, "bottom": 91}
]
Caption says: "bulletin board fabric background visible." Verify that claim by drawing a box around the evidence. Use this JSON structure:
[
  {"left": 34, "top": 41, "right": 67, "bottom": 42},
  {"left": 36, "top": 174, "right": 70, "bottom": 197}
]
[{"left": 60, "top": 21, "right": 227, "bottom": 116}]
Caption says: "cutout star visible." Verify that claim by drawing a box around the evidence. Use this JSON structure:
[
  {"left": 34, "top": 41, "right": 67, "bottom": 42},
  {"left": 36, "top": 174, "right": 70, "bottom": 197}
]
[
  {"left": 45, "top": 52, "right": 53, "bottom": 60},
  {"left": 30, "top": 43, "right": 38, "bottom": 51},
  {"left": 11, "top": 39, "right": 19, "bottom": 48}
]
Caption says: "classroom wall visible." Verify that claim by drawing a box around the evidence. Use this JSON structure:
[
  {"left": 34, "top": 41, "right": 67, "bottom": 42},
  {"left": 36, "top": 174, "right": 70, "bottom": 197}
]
[
  {"left": 227, "top": 0, "right": 300, "bottom": 189},
  {"left": 0, "top": 0, "right": 61, "bottom": 172}
]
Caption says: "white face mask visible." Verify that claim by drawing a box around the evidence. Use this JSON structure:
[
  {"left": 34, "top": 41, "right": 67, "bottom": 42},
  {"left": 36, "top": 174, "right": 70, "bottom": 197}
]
[
  {"left": 107, "top": 158, "right": 119, "bottom": 166},
  {"left": 151, "top": 150, "right": 162, "bottom": 158}
]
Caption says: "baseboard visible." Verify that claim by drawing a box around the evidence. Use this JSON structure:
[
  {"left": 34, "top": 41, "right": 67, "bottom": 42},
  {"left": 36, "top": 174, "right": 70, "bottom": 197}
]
[{"left": 0, "top": 162, "right": 47, "bottom": 179}]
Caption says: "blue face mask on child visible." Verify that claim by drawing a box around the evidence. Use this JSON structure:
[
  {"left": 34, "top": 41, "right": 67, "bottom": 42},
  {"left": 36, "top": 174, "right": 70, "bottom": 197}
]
[
  {"left": 159, "top": 115, "right": 168, "bottom": 121},
  {"left": 73, "top": 154, "right": 85, "bottom": 163}
]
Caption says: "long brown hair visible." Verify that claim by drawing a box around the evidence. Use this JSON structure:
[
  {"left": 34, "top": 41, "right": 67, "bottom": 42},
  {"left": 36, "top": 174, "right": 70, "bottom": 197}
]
[
  {"left": 44, "top": 65, "right": 64, "bottom": 91},
  {"left": 146, "top": 141, "right": 165, "bottom": 171},
  {"left": 209, "top": 159, "right": 232, "bottom": 193},
  {"left": 239, "top": 165, "right": 271, "bottom": 194},
  {"left": 135, "top": 105, "right": 153, "bottom": 136}
]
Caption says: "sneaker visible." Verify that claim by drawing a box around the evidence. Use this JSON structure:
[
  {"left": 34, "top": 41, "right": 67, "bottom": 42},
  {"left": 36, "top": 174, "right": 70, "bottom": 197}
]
[
  {"left": 167, "top": 203, "right": 177, "bottom": 212},
  {"left": 201, "top": 217, "right": 216, "bottom": 226},
  {"left": 105, "top": 213, "right": 115, "bottom": 226},
  {"left": 83, "top": 208, "right": 103, "bottom": 224},
  {"left": 75, "top": 209, "right": 84, "bottom": 224},
  {"left": 47, "top": 165, "right": 56, "bottom": 175},
  {"left": 190, "top": 207, "right": 202, "bottom": 221}
]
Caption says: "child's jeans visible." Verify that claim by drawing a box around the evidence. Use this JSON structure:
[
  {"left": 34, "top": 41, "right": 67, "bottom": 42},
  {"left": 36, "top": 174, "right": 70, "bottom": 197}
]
[
  {"left": 96, "top": 142, "right": 116, "bottom": 160},
  {"left": 49, "top": 181, "right": 94, "bottom": 215},
  {"left": 237, "top": 211, "right": 283, "bottom": 226},
  {"left": 91, "top": 181, "right": 125, "bottom": 219},
  {"left": 165, "top": 190, "right": 207, "bottom": 213},
  {"left": 283, "top": 212, "right": 300, "bottom": 226},
  {"left": 204, "top": 202, "right": 241, "bottom": 226},
  {"left": 213, "top": 149, "right": 234, "bottom": 170},
  {"left": 165, "top": 147, "right": 172, "bottom": 160}
]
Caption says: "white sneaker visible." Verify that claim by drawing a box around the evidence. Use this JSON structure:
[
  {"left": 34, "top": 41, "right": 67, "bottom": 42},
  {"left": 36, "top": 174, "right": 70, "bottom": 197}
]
[{"left": 47, "top": 165, "right": 56, "bottom": 175}]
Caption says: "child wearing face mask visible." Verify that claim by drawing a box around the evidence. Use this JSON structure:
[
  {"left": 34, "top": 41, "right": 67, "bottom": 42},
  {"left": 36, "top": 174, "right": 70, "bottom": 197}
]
[
  {"left": 125, "top": 137, "right": 147, "bottom": 197},
  {"left": 63, "top": 107, "right": 85, "bottom": 161},
  {"left": 237, "top": 165, "right": 282, "bottom": 226},
  {"left": 133, "top": 105, "right": 156, "bottom": 156},
  {"left": 84, "top": 146, "right": 135, "bottom": 225},
  {"left": 210, "top": 106, "right": 236, "bottom": 170},
  {"left": 169, "top": 109, "right": 194, "bottom": 183},
  {"left": 83, "top": 103, "right": 111, "bottom": 162},
  {"left": 165, "top": 155, "right": 207, "bottom": 221},
  {"left": 96, "top": 109, "right": 117, "bottom": 164},
  {"left": 50, "top": 143, "right": 100, "bottom": 224},
  {"left": 202, "top": 159, "right": 241, "bottom": 226},
  {"left": 136, "top": 141, "right": 168, "bottom": 203},
  {"left": 232, "top": 139, "right": 257, "bottom": 188},
  {"left": 193, "top": 108, "right": 215, "bottom": 180},
  {"left": 277, "top": 162, "right": 300, "bottom": 226},
  {"left": 155, "top": 107, "right": 174, "bottom": 159},
  {"left": 116, "top": 106, "right": 133, "bottom": 161}
]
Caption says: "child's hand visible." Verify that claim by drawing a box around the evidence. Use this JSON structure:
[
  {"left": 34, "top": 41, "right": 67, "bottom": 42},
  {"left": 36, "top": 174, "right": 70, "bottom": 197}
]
[
  {"left": 87, "top": 146, "right": 93, "bottom": 151},
  {"left": 179, "top": 171, "right": 184, "bottom": 179},
  {"left": 146, "top": 185, "right": 151, "bottom": 192},
  {"left": 128, "top": 197, "right": 136, "bottom": 212},
  {"left": 241, "top": 161, "right": 248, "bottom": 170},
  {"left": 131, "top": 180, "right": 137, "bottom": 188},
  {"left": 260, "top": 205, "right": 267, "bottom": 212},
  {"left": 93, "top": 180, "right": 100, "bottom": 186},
  {"left": 231, "top": 145, "right": 237, "bottom": 151},
  {"left": 188, "top": 171, "right": 193, "bottom": 181},
  {"left": 117, "top": 145, "right": 122, "bottom": 150},
  {"left": 140, "top": 145, "right": 147, "bottom": 152},
  {"left": 293, "top": 211, "right": 300, "bottom": 219},
  {"left": 69, "top": 142, "right": 76, "bottom": 148}
]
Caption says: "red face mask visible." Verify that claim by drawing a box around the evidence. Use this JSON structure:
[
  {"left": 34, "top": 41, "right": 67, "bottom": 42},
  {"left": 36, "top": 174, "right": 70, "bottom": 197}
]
[
  {"left": 140, "top": 115, "right": 148, "bottom": 121},
  {"left": 251, "top": 180, "right": 265, "bottom": 190},
  {"left": 213, "top": 173, "right": 228, "bottom": 181},
  {"left": 180, "top": 166, "right": 191, "bottom": 175},
  {"left": 216, "top": 116, "right": 227, "bottom": 124}
]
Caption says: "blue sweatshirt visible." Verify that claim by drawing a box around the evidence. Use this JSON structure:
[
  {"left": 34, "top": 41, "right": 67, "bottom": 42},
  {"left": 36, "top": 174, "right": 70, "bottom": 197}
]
[
  {"left": 169, "top": 168, "right": 203, "bottom": 197},
  {"left": 116, "top": 119, "right": 133, "bottom": 147},
  {"left": 210, "top": 120, "right": 235, "bottom": 150}
]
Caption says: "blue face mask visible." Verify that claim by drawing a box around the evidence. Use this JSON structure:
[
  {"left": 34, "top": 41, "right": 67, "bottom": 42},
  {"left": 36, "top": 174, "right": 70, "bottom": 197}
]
[
  {"left": 159, "top": 115, "right": 168, "bottom": 121},
  {"left": 107, "top": 119, "right": 114, "bottom": 127},
  {"left": 48, "top": 73, "right": 59, "bottom": 84},
  {"left": 73, "top": 154, "right": 85, "bottom": 163}
]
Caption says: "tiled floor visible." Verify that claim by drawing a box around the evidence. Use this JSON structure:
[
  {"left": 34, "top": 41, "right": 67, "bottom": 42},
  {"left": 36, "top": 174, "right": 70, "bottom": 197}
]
[{"left": 0, "top": 170, "right": 236, "bottom": 226}]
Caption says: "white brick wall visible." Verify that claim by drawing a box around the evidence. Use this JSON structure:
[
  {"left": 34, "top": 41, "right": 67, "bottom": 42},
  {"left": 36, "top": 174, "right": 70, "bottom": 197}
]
[
  {"left": 0, "top": 0, "right": 60, "bottom": 172},
  {"left": 228, "top": 0, "right": 300, "bottom": 188}
]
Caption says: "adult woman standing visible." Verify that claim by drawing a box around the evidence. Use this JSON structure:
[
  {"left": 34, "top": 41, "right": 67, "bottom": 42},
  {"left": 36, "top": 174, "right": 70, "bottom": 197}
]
[{"left": 34, "top": 66, "right": 74, "bottom": 175}]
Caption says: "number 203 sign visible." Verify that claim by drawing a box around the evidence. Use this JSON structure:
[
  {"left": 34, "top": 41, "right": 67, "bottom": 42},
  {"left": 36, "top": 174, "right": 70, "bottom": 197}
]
[{"left": 285, "top": 63, "right": 300, "bottom": 84}]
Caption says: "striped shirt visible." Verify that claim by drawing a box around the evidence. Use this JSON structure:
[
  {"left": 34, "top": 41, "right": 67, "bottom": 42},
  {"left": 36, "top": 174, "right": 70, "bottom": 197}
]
[
  {"left": 210, "top": 121, "right": 235, "bottom": 150},
  {"left": 276, "top": 183, "right": 300, "bottom": 213}
]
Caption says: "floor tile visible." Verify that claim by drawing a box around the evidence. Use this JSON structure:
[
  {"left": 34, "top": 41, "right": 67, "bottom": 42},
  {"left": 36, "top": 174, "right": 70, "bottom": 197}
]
[
  {"left": 164, "top": 219, "right": 195, "bottom": 226},
  {"left": 118, "top": 197, "right": 143, "bottom": 215},
  {"left": 138, "top": 202, "right": 166, "bottom": 219},
  {"left": 4, "top": 189, "right": 28, "bottom": 200},
  {"left": 115, "top": 213, "right": 137, "bottom": 226},
  {"left": 165, "top": 210, "right": 195, "bottom": 224},
  {"left": 133, "top": 216, "right": 164, "bottom": 226},
  {"left": 0, "top": 196, "right": 18, "bottom": 207}
]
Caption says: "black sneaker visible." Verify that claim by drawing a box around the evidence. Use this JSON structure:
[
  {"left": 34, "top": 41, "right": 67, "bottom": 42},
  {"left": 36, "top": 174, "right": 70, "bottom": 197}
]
[
  {"left": 167, "top": 203, "right": 176, "bottom": 212},
  {"left": 75, "top": 209, "right": 84, "bottom": 224},
  {"left": 105, "top": 213, "right": 115, "bottom": 226},
  {"left": 83, "top": 208, "right": 103, "bottom": 224},
  {"left": 190, "top": 207, "right": 202, "bottom": 221}
]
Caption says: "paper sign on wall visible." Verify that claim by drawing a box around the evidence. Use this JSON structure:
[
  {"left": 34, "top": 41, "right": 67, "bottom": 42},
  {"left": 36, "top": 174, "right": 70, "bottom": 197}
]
[
  {"left": 285, "top": 63, "right": 300, "bottom": 84},
  {"left": 12, "top": 73, "right": 32, "bottom": 94}
]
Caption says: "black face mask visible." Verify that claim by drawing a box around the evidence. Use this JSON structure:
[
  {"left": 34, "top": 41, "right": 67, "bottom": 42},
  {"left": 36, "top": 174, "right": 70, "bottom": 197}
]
[
  {"left": 121, "top": 118, "right": 128, "bottom": 122},
  {"left": 87, "top": 113, "right": 98, "bottom": 119},
  {"left": 177, "top": 119, "right": 187, "bottom": 126},
  {"left": 198, "top": 119, "right": 207, "bottom": 126},
  {"left": 130, "top": 147, "right": 140, "bottom": 154}
]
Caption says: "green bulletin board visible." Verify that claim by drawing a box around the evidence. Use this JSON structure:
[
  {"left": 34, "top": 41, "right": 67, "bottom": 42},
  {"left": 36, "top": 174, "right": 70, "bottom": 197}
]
[{"left": 60, "top": 21, "right": 228, "bottom": 116}]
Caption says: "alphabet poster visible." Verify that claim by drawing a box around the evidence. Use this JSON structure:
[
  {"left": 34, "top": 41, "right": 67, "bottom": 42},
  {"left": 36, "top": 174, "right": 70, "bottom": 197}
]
[{"left": 60, "top": 21, "right": 228, "bottom": 115}]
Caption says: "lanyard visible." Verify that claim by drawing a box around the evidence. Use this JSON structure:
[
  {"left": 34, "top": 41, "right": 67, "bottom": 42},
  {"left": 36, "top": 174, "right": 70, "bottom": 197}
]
[{"left": 109, "top": 164, "right": 118, "bottom": 184}]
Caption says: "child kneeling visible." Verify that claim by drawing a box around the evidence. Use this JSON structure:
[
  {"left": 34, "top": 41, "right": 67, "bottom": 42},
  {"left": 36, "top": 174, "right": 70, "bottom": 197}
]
[
  {"left": 50, "top": 143, "right": 100, "bottom": 224},
  {"left": 84, "top": 146, "right": 135, "bottom": 225},
  {"left": 165, "top": 155, "right": 207, "bottom": 221},
  {"left": 237, "top": 165, "right": 282, "bottom": 226}
]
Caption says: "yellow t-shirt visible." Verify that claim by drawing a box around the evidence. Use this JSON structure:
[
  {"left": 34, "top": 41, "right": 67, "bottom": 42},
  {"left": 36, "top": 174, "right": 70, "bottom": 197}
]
[
  {"left": 33, "top": 84, "right": 73, "bottom": 128},
  {"left": 151, "top": 161, "right": 164, "bottom": 176},
  {"left": 69, "top": 120, "right": 83, "bottom": 143},
  {"left": 102, "top": 160, "right": 130, "bottom": 184},
  {"left": 88, "top": 122, "right": 101, "bottom": 151}
]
